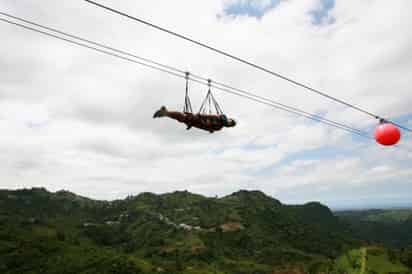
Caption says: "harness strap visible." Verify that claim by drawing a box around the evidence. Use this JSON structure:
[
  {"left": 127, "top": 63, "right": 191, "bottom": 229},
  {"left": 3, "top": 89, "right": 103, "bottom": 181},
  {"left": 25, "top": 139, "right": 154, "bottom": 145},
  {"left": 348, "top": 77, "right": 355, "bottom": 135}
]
[
  {"left": 198, "top": 79, "right": 224, "bottom": 115},
  {"left": 183, "top": 72, "right": 193, "bottom": 113}
]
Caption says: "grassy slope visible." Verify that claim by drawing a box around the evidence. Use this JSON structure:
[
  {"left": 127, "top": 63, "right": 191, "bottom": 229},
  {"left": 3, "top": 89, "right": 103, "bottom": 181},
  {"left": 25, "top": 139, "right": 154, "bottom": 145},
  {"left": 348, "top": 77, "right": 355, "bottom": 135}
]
[
  {"left": 360, "top": 248, "right": 366, "bottom": 274},
  {"left": 334, "top": 247, "right": 409, "bottom": 274},
  {"left": 365, "top": 247, "right": 409, "bottom": 274}
]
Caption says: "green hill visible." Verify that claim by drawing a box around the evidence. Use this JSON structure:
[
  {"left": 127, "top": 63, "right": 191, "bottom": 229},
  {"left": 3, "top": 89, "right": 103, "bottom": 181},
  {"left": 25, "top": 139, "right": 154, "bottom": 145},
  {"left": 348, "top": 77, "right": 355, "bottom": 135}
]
[{"left": 0, "top": 188, "right": 410, "bottom": 274}]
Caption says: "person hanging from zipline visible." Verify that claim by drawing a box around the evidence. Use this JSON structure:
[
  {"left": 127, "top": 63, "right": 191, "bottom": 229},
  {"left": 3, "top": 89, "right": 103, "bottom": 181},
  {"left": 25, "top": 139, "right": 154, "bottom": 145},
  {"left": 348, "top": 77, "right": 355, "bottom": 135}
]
[
  {"left": 153, "top": 106, "right": 236, "bottom": 133},
  {"left": 153, "top": 73, "right": 236, "bottom": 133}
]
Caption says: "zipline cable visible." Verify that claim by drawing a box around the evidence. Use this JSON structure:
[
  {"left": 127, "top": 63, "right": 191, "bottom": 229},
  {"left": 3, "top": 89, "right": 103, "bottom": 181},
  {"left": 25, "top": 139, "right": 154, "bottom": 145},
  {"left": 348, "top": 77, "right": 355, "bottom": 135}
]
[
  {"left": 0, "top": 15, "right": 372, "bottom": 140},
  {"left": 195, "top": 76, "right": 368, "bottom": 137},
  {"left": 0, "top": 12, "right": 368, "bottom": 137},
  {"left": 83, "top": 0, "right": 412, "bottom": 133},
  {"left": 0, "top": 15, "right": 371, "bottom": 139},
  {"left": 0, "top": 12, "right": 366, "bottom": 134},
  {"left": 0, "top": 18, "right": 183, "bottom": 79},
  {"left": 0, "top": 11, "right": 186, "bottom": 76}
]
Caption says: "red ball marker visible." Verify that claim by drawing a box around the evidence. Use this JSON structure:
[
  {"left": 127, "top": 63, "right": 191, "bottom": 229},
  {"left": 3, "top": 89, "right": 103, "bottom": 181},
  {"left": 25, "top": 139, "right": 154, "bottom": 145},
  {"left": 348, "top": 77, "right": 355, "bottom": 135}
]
[{"left": 374, "top": 121, "right": 401, "bottom": 146}]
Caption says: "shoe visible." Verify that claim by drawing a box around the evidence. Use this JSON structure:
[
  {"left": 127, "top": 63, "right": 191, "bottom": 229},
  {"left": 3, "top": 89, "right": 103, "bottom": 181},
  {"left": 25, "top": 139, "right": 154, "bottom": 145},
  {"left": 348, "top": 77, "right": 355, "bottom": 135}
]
[{"left": 153, "top": 106, "right": 167, "bottom": 118}]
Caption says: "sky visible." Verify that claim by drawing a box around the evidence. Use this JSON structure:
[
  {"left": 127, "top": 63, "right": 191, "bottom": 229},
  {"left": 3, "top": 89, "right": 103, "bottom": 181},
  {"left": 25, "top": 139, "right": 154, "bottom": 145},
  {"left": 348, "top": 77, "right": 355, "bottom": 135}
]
[{"left": 0, "top": 0, "right": 411, "bottom": 210}]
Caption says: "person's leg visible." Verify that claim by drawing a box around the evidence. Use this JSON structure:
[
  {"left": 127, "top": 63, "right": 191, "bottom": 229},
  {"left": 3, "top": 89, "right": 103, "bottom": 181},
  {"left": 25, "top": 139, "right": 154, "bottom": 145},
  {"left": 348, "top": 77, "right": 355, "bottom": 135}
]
[
  {"left": 153, "top": 106, "right": 187, "bottom": 123},
  {"left": 165, "top": 111, "right": 187, "bottom": 123}
]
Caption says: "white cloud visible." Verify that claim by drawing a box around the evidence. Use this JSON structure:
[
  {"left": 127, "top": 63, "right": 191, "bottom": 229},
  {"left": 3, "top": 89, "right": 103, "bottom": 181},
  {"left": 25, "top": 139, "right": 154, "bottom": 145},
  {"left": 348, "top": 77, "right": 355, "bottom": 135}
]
[{"left": 0, "top": 0, "right": 411, "bottom": 208}]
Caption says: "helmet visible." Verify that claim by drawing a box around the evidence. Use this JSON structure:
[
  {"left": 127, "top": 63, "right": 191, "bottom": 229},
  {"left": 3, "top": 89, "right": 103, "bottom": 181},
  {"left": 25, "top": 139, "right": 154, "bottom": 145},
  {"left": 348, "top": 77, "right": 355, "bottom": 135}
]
[{"left": 227, "top": 118, "right": 236, "bottom": 127}]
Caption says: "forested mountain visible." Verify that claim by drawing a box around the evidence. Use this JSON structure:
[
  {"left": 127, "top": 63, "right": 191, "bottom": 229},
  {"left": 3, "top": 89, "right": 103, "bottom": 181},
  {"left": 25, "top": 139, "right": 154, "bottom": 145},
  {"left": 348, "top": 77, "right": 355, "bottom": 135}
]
[
  {"left": 0, "top": 188, "right": 410, "bottom": 274},
  {"left": 336, "top": 209, "right": 412, "bottom": 248}
]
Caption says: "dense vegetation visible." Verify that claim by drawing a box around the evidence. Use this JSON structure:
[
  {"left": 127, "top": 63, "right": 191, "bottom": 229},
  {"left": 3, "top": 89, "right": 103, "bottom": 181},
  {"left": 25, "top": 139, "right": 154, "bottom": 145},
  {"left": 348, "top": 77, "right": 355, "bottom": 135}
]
[
  {"left": 0, "top": 188, "right": 410, "bottom": 274},
  {"left": 336, "top": 209, "right": 412, "bottom": 248}
]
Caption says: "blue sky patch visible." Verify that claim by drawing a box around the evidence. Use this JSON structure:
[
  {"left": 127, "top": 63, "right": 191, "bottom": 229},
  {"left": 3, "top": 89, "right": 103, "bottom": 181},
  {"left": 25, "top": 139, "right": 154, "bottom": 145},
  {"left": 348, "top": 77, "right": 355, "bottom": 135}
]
[
  {"left": 223, "top": 0, "right": 336, "bottom": 25},
  {"left": 224, "top": 0, "right": 281, "bottom": 18},
  {"left": 309, "top": 0, "right": 336, "bottom": 25}
]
